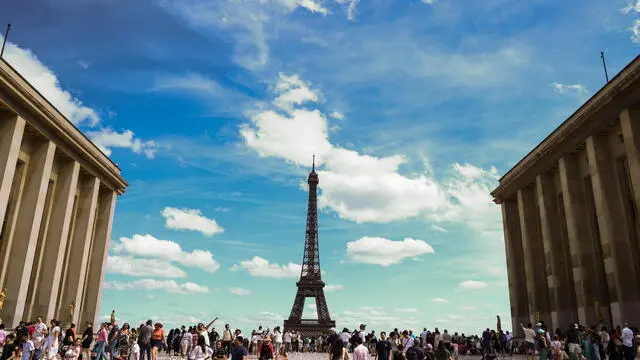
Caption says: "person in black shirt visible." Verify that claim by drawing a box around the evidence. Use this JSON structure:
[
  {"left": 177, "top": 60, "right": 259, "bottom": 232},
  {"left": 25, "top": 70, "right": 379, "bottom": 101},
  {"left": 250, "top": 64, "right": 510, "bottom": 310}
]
[
  {"left": 1, "top": 334, "right": 16, "bottom": 360},
  {"left": 230, "top": 337, "right": 248, "bottom": 360},
  {"left": 376, "top": 332, "right": 392, "bottom": 360}
]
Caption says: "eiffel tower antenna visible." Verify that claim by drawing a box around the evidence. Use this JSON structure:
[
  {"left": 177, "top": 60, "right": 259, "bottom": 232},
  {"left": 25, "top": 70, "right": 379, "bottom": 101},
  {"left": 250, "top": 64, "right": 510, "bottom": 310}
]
[
  {"left": 312, "top": 154, "right": 315, "bottom": 172},
  {"left": 284, "top": 162, "right": 335, "bottom": 336}
]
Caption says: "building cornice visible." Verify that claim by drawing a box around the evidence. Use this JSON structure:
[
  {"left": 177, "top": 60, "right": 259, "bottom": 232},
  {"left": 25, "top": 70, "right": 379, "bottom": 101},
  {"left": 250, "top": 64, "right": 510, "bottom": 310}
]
[
  {"left": 491, "top": 55, "right": 640, "bottom": 203},
  {"left": 0, "top": 58, "right": 127, "bottom": 194}
]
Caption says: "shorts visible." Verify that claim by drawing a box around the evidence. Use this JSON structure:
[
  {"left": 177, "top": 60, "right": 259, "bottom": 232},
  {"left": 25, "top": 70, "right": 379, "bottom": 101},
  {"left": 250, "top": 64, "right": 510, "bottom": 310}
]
[
  {"left": 151, "top": 339, "right": 163, "bottom": 349},
  {"left": 524, "top": 342, "right": 535, "bottom": 351}
]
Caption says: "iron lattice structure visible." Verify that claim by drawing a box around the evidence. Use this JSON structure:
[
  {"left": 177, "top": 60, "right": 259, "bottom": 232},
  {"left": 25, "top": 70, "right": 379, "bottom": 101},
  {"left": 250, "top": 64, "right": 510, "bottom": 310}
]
[{"left": 283, "top": 161, "right": 335, "bottom": 336}]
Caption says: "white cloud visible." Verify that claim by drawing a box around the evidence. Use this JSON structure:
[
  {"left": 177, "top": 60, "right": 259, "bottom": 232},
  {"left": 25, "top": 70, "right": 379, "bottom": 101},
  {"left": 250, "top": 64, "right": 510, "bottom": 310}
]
[
  {"left": 1, "top": 37, "right": 100, "bottom": 126},
  {"left": 431, "top": 225, "right": 447, "bottom": 233},
  {"left": 632, "top": 19, "right": 640, "bottom": 43},
  {"left": 422, "top": 0, "right": 436, "bottom": 4},
  {"left": 432, "top": 298, "right": 449, "bottom": 303},
  {"left": 112, "top": 234, "right": 220, "bottom": 273},
  {"left": 459, "top": 280, "right": 488, "bottom": 290},
  {"left": 161, "top": 207, "right": 224, "bottom": 236},
  {"left": 229, "top": 287, "right": 252, "bottom": 296},
  {"left": 87, "top": 128, "right": 158, "bottom": 159},
  {"left": 307, "top": 303, "right": 317, "bottom": 310},
  {"left": 395, "top": 308, "right": 418, "bottom": 313},
  {"left": 230, "top": 256, "right": 301, "bottom": 278},
  {"left": 325, "top": 284, "right": 344, "bottom": 292},
  {"left": 273, "top": 73, "right": 320, "bottom": 111},
  {"left": 294, "top": 0, "right": 330, "bottom": 15},
  {"left": 153, "top": 73, "right": 226, "bottom": 93},
  {"left": 240, "top": 73, "right": 502, "bottom": 227},
  {"left": 330, "top": 111, "right": 345, "bottom": 120},
  {"left": 106, "top": 256, "right": 187, "bottom": 278},
  {"left": 622, "top": 0, "right": 640, "bottom": 14},
  {"left": 551, "top": 83, "right": 588, "bottom": 95},
  {"left": 346, "top": 237, "right": 435, "bottom": 266},
  {"left": 105, "top": 279, "right": 210, "bottom": 294},
  {"left": 336, "top": 0, "right": 359, "bottom": 21}
]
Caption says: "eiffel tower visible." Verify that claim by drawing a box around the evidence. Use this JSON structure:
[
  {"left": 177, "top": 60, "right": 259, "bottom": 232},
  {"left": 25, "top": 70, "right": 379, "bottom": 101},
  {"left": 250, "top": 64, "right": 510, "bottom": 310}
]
[{"left": 283, "top": 157, "right": 335, "bottom": 336}]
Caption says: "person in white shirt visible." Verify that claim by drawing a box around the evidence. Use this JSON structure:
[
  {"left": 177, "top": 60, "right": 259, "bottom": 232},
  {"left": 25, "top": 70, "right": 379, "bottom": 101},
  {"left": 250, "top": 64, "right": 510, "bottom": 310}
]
[
  {"left": 621, "top": 324, "right": 634, "bottom": 360},
  {"left": 130, "top": 340, "right": 141, "bottom": 360},
  {"left": 22, "top": 336, "right": 34, "bottom": 360},
  {"left": 358, "top": 325, "right": 366, "bottom": 344},
  {"left": 273, "top": 327, "right": 283, "bottom": 355},
  {"left": 521, "top": 323, "right": 536, "bottom": 360},
  {"left": 401, "top": 331, "right": 414, "bottom": 353},
  {"left": 352, "top": 337, "right": 369, "bottom": 360},
  {"left": 44, "top": 320, "right": 60, "bottom": 360},
  {"left": 420, "top": 329, "right": 428, "bottom": 350},
  {"left": 190, "top": 337, "right": 213, "bottom": 360},
  {"left": 283, "top": 332, "right": 292, "bottom": 353},
  {"left": 32, "top": 318, "right": 48, "bottom": 351}
]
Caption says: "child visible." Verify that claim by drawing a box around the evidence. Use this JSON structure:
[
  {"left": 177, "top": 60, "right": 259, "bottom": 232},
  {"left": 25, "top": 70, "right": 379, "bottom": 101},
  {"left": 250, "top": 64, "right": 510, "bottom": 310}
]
[
  {"left": 2, "top": 334, "right": 16, "bottom": 360},
  {"left": 129, "top": 336, "right": 140, "bottom": 360},
  {"left": 21, "top": 336, "right": 33, "bottom": 360}
]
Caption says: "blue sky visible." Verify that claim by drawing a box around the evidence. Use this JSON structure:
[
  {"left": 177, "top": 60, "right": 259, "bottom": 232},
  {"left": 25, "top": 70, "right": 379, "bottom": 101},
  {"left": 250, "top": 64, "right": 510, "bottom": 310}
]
[{"left": 1, "top": 0, "right": 639, "bottom": 335}]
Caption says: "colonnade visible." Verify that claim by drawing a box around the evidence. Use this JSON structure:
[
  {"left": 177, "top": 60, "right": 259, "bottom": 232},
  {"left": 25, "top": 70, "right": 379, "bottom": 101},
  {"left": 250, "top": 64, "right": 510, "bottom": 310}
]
[
  {"left": 501, "top": 106, "right": 640, "bottom": 334},
  {"left": 0, "top": 115, "right": 117, "bottom": 328}
]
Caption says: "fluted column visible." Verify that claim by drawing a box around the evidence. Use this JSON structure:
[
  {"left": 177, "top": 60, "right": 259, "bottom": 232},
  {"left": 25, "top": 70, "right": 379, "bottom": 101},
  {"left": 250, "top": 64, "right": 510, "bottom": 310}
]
[
  {"left": 536, "top": 173, "right": 578, "bottom": 330},
  {"left": 80, "top": 190, "right": 116, "bottom": 326},
  {"left": 501, "top": 199, "right": 529, "bottom": 336},
  {"left": 586, "top": 135, "right": 640, "bottom": 326},
  {"left": 0, "top": 116, "right": 25, "bottom": 230},
  {"left": 58, "top": 176, "right": 99, "bottom": 325},
  {"left": 620, "top": 107, "right": 640, "bottom": 204},
  {"left": 32, "top": 160, "right": 80, "bottom": 320},
  {"left": 558, "top": 154, "right": 607, "bottom": 326},
  {"left": 517, "top": 186, "right": 551, "bottom": 326},
  {"left": 0, "top": 140, "right": 55, "bottom": 327}
]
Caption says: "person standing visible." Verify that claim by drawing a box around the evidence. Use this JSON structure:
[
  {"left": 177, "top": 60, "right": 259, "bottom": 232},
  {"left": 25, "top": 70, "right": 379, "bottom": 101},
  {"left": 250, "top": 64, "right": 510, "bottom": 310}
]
[
  {"left": 222, "top": 326, "right": 234, "bottom": 354},
  {"left": 283, "top": 331, "right": 292, "bottom": 353},
  {"left": 43, "top": 320, "right": 60, "bottom": 360},
  {"left": 95, "top": 324, "right": 109, "bottom": 360},
  {"left": 376, "top": 332, "right": 392, "bottom": 360},
  {"left": 229, "top": 337, "right": 248, "bottom": 360},
  {"left": 352, "top": 337, "right": 369, "bottom": 360},
  {"left": 521, "top": 324, "right": 536, "bottom": 360},
  {"left": 150, "top": 323, "right": 165, "bottom": 360},
  {"left": 401, "top": 332, "right": 414, "bottom": 354},
  {"left": 621, "top": 325, "right": 634, "bottom": 360},
  {"left": 80, "top": 322, "right": 93, "bottom": 360},
  {"left": 138, "top": 321, "right": 153, "bottom": 360}
]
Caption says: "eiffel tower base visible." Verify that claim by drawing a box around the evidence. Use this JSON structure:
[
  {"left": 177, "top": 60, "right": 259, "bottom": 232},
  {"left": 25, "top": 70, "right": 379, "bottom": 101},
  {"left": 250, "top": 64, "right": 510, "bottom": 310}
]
[{"left": 283, "top": 319, "right": 336, "bottom": 337}]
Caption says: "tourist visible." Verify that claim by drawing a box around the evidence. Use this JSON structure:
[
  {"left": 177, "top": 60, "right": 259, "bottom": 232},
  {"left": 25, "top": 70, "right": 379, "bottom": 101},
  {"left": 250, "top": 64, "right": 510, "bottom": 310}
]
[
  {"left": 0, "top": 324, "right": 6, "bottom": 351},
  {"left": 150, "top": 323, "right": 165, "bottom": 360},
  {"left": 352, "top": 337, "right": 369, "bottom": 360},
  {"left": 129, "top": 334, "right": 140, "bottom": 360},
  {"left": 43, "top": 319, "right": 60, "bottom": 360},
  {"left": 1, "top": 335, "right": 16, "bottom": 360},
  {"left": 95, "top": 323, "right": 109, "bottom": 360},
  {"left": 393, "top": 344, "right": 406, "bottom": 360},
  {"left": 273, "top": 327, "right": 283, "bottom": 355},
  {"left": 521, "top": 323, "right": 536, "bottom": 360},
  {"left": 283, "top": 331, "right": 291, "bottom": 353},
  {"left": 197, "top": 324, "right": 210, "bottom": 348},
  {"left": 63, "top": 324, "right": 76, "bottom": 348},
  {"left": 222, "top": 325, "right": 234, "bottom": 353},
  {"left": 434, "top": 343, "right": 450, "bottom": 360},
  {"left": 340, "top": 329, "right": 350, "bottom": 350},
  {"left": 401, "top": 332, "right": 414, "bottom": 354},
  {"left": 189, "top": 336, "right": 213, "bottom": 360},
  {"left": 22, "top": 334, "right": 34, "bottom": 360},
  {"left": 621, "top": 324, "right": 634, "bottom": 360},
  {"left": 329, "top": 338, "right": 348, "bottom": 360},
  {"left": 406, "top": 340, "right": 425, "bottom": 360},
  {"left": 213, "top": 341, "right": 227, "bottom": 360},
  {"left": 536, "top": 328, "right": 549, "bottom": 360},
  {"left": 181, "top": 327, "right": 193, "bottom": 359},
  {"left": 376, "top": 332, "right": 392, "bottom": 360},
  {"left": 229, "top": 337, "right": 247, "bottom": 360},
  {"left": 80, "top": 322, "right": 93, "bottom": 360},
  {"left": 442, "top": 331, "right": 451, "bottom": 352},
  {"left": 64, "top": 338, "right": 82, "bottom": 360},
  {"left": 259, "top": 337, "right": 274, "bottom": 360},
  {"left": 138, "top": 321, "right": 153, "bottom": 360},
  {"left": 117, "top": 323, "right": 132, "bottom": 359}
]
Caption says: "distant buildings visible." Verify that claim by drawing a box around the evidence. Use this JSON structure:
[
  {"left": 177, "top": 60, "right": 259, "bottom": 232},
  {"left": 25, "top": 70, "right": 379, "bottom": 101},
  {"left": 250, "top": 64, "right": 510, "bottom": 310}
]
[
  {"left": 0, "top": 58, "right": 127, "bottom": 327},
  {"left": 492, "top": 55, "right": 640, "bottom": 333}
]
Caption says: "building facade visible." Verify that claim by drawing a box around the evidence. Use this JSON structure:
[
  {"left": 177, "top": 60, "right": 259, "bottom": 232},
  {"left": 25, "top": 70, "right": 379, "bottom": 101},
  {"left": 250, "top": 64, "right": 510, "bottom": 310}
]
[
  {"left": 0, "top": 59, "right": 127, "bottom": 327},
  {"left": 492, "top": 55, "right": 640, "bottom": 333}
]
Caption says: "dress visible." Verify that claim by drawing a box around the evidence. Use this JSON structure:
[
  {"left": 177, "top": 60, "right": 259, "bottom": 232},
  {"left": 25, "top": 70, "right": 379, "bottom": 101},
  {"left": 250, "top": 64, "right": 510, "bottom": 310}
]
[{"left": 45, "top": 326, "right": 60, "bottom": 360}]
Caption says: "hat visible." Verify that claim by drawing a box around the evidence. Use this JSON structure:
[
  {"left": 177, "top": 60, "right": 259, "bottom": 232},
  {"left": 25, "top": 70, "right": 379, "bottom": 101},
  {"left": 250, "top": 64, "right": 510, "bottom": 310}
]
[
  {"left": 264, "top": 336, "right": 271, "bottom": 341},
  {"left": 330, "top": 328, "right": 336, "bottom": 333}
]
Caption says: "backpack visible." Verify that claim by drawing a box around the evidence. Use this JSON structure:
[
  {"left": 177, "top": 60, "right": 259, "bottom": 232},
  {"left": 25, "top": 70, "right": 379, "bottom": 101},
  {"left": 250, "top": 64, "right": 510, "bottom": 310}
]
[{"left": 260, "top": 344, "right": 273, "bottom": 360}]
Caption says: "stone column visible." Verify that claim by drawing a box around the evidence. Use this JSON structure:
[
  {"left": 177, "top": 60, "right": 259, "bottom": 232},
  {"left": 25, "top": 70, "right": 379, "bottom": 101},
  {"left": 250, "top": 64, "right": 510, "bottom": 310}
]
[
  {"left": 620, "top": 107, "right": 640, "bottom": 204},
  {"left": 32, "top": 160, "right": 80, "bottom": 320},
  {"left": 558, "top": 154, "right": 606, "bottom": 327},
  {"left": 58, "top": 176, "right": 99, "bottom": 326},
  {"left": 517, "top": 186, "right": 551, "bottom": 326},
  {"left": 0, "top": 116, "right": 25, "bottom": 229},
  {"left": 586, "top": 135, "right": 640, "bottom": 326},
  {"left": 0, "top": 140, "right": 56, "bottom": 327},
  {"left": 80, "top": 190, "right": 116, "bottom": 326},
  {"left": 502, "top": 199, "right": 530, "bottom": 336},
  {"left": 536, "top": 173, "right": 578, "bottom": 330}
]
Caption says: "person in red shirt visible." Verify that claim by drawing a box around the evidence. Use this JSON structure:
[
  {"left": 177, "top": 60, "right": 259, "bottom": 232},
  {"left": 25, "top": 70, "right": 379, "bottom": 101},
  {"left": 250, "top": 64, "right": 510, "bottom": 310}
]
[{"left": 260, "top": 337, "right": 274, "bottom": 360}]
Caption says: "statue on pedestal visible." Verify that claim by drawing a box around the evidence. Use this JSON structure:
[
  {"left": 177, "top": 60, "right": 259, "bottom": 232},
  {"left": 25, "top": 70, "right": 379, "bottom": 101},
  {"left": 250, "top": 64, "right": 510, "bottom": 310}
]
[
  {"left": 110, "top": 310, "right": 116, "bottom": 324},
  {"left": 0, "top": 288, "right": 6, "bottom": 310},
  {"left": 68, "top": 301, "right": 75, "bottom": 324}
]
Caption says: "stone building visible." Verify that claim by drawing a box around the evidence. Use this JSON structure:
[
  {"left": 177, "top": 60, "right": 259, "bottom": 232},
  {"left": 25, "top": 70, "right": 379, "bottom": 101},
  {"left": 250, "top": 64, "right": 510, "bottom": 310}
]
[
  {"left": 0, "top": 58, "right": 127, "bottom": 327},
  {"left": 492, "top": 55, "right": 640, "bottom": 333}
]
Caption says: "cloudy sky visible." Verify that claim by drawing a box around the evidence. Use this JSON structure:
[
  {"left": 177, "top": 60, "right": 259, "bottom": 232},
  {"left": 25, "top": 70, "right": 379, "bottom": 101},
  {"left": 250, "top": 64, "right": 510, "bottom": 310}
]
[{"left": 2, "top": 0, "right": 639, "bottom": 335}]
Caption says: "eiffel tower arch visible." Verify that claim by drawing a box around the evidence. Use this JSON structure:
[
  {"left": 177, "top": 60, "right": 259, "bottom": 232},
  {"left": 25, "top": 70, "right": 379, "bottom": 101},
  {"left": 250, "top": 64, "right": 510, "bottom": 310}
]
[{"left": 283, "top": 157, "right": 335, "bottom": 336}]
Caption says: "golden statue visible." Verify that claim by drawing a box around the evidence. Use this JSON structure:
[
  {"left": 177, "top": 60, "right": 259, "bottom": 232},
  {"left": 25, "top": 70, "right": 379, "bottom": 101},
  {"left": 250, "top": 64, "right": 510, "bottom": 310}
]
[
  {"left": 110, "top": 310, "right": 116, "bottom": 324},
  {"left": 535, "top": 310, "right": 540, "bottom": 323},
  {"left": 595, "top": 298, "right": 603, "bottom": 323},
  {"left": 68, "top": 301, "right": 75, "bottom": 322},
  {"left": 0, "top": 288, "right": 6, "bottom": 310}
]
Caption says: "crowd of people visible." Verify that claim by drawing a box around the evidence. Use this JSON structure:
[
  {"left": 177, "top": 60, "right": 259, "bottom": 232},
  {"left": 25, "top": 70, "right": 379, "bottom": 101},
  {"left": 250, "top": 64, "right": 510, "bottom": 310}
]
[{"left": 0, "top": 317, "right": 638, "bottom": 360}]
